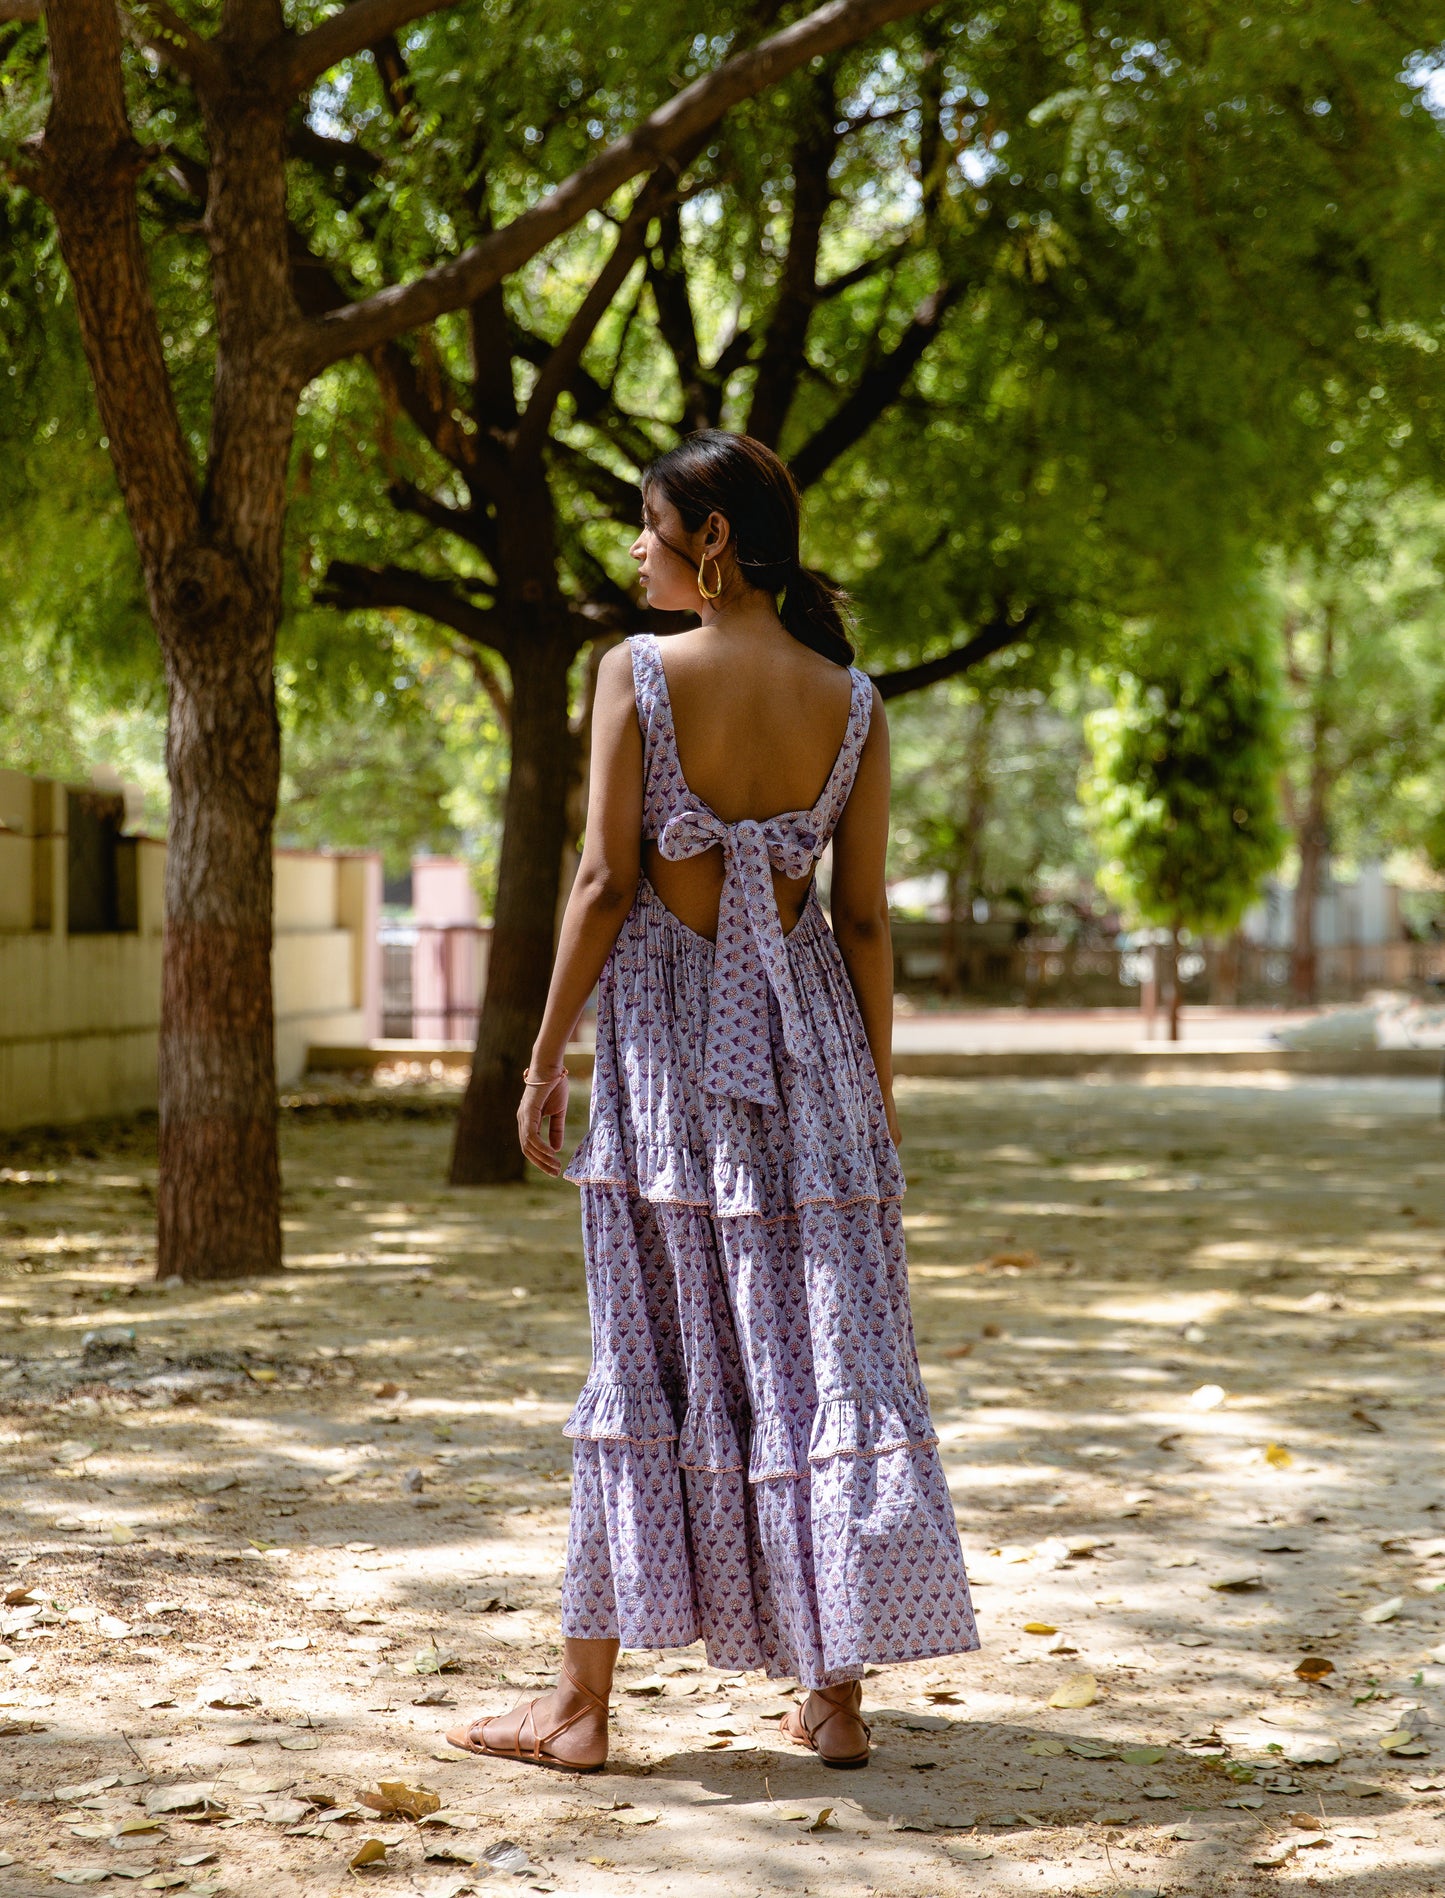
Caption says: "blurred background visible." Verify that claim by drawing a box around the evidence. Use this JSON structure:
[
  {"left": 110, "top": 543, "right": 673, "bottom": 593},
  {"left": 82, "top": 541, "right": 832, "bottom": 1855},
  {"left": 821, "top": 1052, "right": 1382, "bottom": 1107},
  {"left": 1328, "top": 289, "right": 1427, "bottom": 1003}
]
[{"left": 4, "top": 0, "right": 1445, "bottom": 1136}]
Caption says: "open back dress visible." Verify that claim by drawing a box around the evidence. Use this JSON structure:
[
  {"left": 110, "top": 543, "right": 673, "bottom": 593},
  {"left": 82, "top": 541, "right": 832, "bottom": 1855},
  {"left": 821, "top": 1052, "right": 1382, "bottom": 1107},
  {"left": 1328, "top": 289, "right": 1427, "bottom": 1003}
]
[{"left": 560, "top": 631, "right": 979, "bottom": 1688}]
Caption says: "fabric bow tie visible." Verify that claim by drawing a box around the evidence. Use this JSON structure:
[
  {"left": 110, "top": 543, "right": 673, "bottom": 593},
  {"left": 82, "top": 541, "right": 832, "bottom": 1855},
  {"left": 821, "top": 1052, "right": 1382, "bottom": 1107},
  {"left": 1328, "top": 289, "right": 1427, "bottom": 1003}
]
[{"left": 656, "top": 807, "right": 820, "bottom": 1106}]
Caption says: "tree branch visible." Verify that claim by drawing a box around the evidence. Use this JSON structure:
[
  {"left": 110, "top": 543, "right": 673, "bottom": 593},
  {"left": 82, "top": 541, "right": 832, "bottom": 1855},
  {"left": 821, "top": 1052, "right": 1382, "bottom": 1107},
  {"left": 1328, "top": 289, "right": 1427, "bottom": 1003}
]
[
  {"left": 790, "top": 280, "right": 958, "bottom": 489},
  {"left": 548, "top": 438, "right": 647, "bottom": 522},
  {"left": 386, "top": 476, "right": 493, "bottom": 556},
  {"left": 266, "top": 0, "right": 456, "bottom": 98},
  {"left": 510, "top": 321, "right": 662, "bottom": 468},
  {"left": 515, "top": 170, "right": 670, "bottom": 455},
  {"left": 746, "top": 68, "right": 839, "bottom": 446},
  {"left": 817, "top": 231, "right": 917, "bottom": 299},
  {"left": 646, "top": 201, "right": 708, "bottom": 429},
  {"left": 121, "top": 0, "right": 224, "bottom": 85},
  {"left": 29, "top": 0, "right": 199, "bottom": 584},
  {"left": 869, "top": 605, "right": 1039, "bottom": 700},
  {"left": 295, "top": 0, "right": 941, "bottom": 377},
  {"left": 316, "top": 559, "right": 509, "bottom": 658},
  {"left": 370, "top": 339, "right": 508, "bottom": 512}
]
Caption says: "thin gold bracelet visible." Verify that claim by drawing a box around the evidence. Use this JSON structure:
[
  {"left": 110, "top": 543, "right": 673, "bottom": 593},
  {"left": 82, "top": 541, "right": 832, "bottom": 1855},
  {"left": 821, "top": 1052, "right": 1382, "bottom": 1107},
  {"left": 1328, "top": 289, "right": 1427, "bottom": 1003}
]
[{"left": 521, "top": 1065, "right": 569, "bottom": 1086}]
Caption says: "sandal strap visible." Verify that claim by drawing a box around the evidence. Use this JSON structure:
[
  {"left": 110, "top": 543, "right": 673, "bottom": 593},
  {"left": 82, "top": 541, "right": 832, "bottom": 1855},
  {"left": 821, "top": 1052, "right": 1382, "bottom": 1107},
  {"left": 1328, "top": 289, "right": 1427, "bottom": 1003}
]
[
  {"left": 522, "top": 1665, "right": 609, "bottom": 1762},
  {"left": 804, "top": 1684, "right": 870, "bottom": 1755},
  {"left": 560, "top": 1659, "right": 610, "bottom": 1713}
]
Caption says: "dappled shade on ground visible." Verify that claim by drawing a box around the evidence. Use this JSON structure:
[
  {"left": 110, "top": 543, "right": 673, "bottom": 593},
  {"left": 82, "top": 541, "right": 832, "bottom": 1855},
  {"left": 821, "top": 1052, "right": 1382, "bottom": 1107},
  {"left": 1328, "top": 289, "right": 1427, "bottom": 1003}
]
[{"left": 1, "top": 1076, "right": 1443, "bottom": 1895}]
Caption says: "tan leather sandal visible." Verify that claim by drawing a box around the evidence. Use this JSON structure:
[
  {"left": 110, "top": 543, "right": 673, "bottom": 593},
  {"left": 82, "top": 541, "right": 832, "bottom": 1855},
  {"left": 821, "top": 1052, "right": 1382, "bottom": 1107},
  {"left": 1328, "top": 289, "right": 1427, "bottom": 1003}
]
[
  {"left": 781, "top": 1680, "right": 872, "bottom": 1769},
  {"left": 444, "top": 1661, "right": 608, "bottom": 1772}
]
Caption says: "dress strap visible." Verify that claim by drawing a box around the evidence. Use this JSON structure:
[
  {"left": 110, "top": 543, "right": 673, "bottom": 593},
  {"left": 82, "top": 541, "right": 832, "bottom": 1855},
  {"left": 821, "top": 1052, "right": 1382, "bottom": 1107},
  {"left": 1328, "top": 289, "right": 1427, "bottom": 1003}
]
[
  {"left": 809, "top": 665, "right": 874, "bottom": 845},
  {"left": 630, "top": 634, "right": 685, "bottom": 839},
  {"left": 629, "top": 632, "right": 666, "bottom": 728}
]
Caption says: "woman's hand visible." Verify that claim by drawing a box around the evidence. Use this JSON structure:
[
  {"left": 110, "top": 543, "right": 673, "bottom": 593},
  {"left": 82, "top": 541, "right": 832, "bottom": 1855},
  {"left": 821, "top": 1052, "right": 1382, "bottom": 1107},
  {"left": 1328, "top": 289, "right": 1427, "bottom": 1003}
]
[
  {"left": 884, "top": 1091, "right": 903, "bottom": 1150},
  {"left": 518, "top": 1070, "right": 570, "bottom": 1176}
]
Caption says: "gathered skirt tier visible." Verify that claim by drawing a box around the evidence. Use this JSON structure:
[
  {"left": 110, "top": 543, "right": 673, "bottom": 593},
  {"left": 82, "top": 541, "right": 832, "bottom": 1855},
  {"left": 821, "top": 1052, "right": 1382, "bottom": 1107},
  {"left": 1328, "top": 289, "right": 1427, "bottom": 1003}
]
[{"left": 560, "top": 876, "right": 979, "bottom": 1687}]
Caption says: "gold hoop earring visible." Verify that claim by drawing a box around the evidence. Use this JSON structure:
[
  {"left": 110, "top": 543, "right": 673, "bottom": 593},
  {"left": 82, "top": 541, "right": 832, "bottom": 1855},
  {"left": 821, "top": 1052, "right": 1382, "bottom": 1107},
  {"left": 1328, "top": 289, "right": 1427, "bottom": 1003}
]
[{"left": 697, "top": 553, "right": 723, "bottom": 601}]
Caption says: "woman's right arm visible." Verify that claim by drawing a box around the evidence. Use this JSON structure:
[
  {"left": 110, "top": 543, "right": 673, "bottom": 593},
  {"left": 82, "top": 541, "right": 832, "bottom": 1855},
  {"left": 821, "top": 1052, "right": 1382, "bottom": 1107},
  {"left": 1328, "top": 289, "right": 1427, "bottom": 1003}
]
[
  {"left": 829, "top": 684, "right": 902, "bottom": 1147},
  {"left": 520, "top": 642, "right": 642, "bottom": 1173}
]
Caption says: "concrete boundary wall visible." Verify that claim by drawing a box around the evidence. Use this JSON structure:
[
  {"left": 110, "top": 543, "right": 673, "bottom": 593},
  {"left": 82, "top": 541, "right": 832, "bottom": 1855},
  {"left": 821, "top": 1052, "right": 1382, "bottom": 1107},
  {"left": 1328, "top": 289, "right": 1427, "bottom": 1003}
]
[
  {"left": 303, "top": 1040, "right": 1444, "bottom": 1086},
  {"left": 0, "top": 768, "right": 382, "bottom": 1130}
]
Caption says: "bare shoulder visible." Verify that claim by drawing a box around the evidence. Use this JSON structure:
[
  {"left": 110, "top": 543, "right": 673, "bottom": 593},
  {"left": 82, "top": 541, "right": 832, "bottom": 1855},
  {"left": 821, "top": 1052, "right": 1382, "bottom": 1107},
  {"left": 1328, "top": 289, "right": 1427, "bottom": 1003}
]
[
  {"left": 590, "top": 640, "right": 642, "bottom": 743},
  {"left": 593, "top": 639, "right": 640, "bottom": 707},
  {"left": 597, "top": 638, "right": 638, "bottom": 685}
]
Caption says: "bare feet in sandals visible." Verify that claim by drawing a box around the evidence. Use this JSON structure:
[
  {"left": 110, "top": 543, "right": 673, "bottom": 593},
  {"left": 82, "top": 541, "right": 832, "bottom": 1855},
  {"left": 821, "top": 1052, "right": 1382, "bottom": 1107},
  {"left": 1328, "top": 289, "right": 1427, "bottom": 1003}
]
[
  {"left": 781, "top": 1680, "right": 871, "bottom": 1768},
  {"left": 446, "top": 1645, "right": 615, "bottom": 1772}
]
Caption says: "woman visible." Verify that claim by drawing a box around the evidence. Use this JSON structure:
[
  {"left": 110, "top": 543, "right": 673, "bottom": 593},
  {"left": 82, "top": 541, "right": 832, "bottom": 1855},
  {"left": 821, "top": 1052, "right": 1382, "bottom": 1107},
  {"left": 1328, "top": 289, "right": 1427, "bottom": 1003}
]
[{"left": 447, "top": 430, "right": 978, "bottom": 1774}]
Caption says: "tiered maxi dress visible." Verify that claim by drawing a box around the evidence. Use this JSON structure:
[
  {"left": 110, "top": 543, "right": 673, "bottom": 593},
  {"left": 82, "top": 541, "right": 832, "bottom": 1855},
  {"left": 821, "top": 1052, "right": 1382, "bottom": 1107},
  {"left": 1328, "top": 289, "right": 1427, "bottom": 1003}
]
[{"left": 559, "top": 632, "right": 979, "bottom": 1689}]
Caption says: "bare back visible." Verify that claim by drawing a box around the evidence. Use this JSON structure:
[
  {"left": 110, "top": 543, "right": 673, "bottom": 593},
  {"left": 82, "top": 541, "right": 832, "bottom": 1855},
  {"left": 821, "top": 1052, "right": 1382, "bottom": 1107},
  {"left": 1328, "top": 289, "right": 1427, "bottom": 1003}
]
[{"left": 642, "top": 626, "right": 857, "bottom": 941}]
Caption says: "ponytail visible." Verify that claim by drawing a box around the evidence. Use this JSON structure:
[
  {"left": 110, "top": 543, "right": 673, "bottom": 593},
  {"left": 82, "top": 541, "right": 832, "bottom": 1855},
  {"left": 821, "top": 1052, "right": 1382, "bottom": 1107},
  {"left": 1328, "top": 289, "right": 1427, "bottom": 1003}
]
[{"left": 779, "top": 560, "right": 855, "bottom": 666}]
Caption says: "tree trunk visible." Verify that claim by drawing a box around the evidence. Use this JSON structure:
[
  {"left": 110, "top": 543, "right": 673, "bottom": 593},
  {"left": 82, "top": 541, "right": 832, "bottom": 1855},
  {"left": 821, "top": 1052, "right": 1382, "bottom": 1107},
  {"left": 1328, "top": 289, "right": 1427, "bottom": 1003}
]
[
  {"left": 157, "top": 595, "right": 283, "bottom": 1278},
  {"left": 1167, "top": 919, "right": 1182, "bottom": 1042},
  {"left": 941, "top": 866, "right": 962, "bottom": 998},
  {"left": 1140, "top": 936, "right": 1158, "bottom": 1039},
  {"left": 450, "top": 626, "right": 577, "bottom": 1184},
  {"left": 1291, "top": 815, "right": 1326, "bottom": 1005}
]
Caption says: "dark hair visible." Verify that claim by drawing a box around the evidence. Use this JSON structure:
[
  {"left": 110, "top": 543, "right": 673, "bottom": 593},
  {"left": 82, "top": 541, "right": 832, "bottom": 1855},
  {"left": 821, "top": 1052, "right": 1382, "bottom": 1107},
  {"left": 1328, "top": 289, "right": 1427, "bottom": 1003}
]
[{"left": 641, "top": 430, "right": 854, "bottom": 666}]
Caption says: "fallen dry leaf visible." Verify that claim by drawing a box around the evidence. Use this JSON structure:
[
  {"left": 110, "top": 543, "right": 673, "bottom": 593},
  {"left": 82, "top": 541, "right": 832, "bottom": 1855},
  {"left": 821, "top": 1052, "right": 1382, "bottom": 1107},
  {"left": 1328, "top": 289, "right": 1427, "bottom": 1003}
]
[
  {"left": 1361, "top": 1597, "right": 1404, "bottom": 1625},
  {"left": 1022, "top": 1622, "right": 1057, "bottom": 1636},
  {"left": 1253, "top": 1840, "right": 1297, "bottom": 1867},
  {"left": 348, "top": 1838, "right": 388, "bottom": 1869},
  {"left": 360, "top": 1782, "right": 441, "bottom": 1821},
  {"left": 1379, "top": 1730, "right": 1429, "bottom": 1755},
  {"left": 144, "top": 1783, "right": 225, "bottom": 1818},
  {"left": 1295, "top": 1655, "right": 1335, "bottom": 1682},
  {"left": 423, "top": 1842, "right": 479, "bottom": 1865},
  {"left": 1264, "top": 1443, "right": 1293, "bottom": 1469},
  {"left": 1047, "top": 1674, "right": 1097, "bottom": 1709}
]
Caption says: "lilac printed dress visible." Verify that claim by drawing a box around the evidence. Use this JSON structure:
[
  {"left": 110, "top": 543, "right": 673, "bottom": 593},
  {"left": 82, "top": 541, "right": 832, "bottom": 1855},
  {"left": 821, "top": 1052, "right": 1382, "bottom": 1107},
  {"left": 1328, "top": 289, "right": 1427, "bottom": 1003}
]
[{"left": 559, "top": 632, "right": 979, "bottom": 1689}]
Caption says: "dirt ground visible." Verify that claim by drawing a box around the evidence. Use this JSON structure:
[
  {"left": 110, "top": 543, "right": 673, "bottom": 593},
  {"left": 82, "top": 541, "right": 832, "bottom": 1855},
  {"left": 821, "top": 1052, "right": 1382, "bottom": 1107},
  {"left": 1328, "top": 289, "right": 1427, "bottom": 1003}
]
[{"left": 1, "top": 1073, "right": 1443, "bottom": 1898}]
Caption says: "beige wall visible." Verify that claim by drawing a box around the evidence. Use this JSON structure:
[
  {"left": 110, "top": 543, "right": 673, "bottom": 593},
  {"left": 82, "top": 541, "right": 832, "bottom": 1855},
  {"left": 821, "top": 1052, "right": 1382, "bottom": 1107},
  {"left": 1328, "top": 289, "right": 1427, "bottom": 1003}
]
[{"left": 0, "top": 769, "right": 381, "bottom": 1131}]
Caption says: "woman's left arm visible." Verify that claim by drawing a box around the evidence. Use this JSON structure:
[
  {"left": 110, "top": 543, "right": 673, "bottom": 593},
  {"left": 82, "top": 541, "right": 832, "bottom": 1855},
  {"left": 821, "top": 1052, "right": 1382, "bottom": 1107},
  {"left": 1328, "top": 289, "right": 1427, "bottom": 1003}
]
[{"left": 519, "top": 641, "right": 643, "bottom": 1174}]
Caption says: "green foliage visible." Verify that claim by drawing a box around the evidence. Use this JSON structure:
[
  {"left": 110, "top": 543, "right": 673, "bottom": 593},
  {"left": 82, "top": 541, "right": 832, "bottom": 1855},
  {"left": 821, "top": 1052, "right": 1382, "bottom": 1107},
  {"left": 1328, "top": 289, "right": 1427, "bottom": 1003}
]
[
  {"left": 1082, "top": 613, "right": 1288, "bottom": 933},
  {"left": 1268, "top": 486, "right": 1445, "bottom": 873},
  {"left": 3, "top": 0, "right": 1445, "bottom": 893},
  {"left": 889, "top": 661, "right": 1096, "bottom": 920}
]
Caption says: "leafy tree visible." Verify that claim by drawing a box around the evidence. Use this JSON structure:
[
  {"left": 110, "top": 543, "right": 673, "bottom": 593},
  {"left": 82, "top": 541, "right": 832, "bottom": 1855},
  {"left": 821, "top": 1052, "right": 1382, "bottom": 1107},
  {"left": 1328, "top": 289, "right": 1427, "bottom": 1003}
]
[
  {"left": 294, "top": 0, "right": 1445, "bottom": 1175},
  {"left": 1082, "top": 616, "right": 1288, "bottom": 1038},
  {"left": 0, "top": 0, "right": 934, "bottom": 1276},
  {"left": 1269, "top": 487, "right": 1445, "bottom": 999},
  {"left": 888, "top": 660, "right": 1093, "bottom": 985}
]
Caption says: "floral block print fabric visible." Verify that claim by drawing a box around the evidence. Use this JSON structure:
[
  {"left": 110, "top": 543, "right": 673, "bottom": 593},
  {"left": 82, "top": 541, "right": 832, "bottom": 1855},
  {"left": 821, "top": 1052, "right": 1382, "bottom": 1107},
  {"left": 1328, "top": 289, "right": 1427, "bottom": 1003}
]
[{"left": 559, "top": 633, "right": 980, "bottom": 1688}]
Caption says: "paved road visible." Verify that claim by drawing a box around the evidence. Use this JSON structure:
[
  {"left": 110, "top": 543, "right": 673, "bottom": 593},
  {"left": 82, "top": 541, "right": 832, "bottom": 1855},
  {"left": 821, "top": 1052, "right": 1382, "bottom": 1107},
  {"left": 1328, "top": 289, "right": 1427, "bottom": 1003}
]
[{"left": 890, "top": 1006, "right": 1315, "bottom": 1053}]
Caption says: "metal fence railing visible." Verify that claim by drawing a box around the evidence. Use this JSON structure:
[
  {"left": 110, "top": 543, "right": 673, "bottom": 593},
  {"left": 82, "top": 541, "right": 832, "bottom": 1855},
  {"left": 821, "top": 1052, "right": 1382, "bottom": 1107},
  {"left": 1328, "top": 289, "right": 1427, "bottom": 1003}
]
[
  {"left": 890, "top": 924, "right": 1445, "bottom": 1007},
  {"left": 380, "top": 923, "right": 490, "bottom": 1040}
]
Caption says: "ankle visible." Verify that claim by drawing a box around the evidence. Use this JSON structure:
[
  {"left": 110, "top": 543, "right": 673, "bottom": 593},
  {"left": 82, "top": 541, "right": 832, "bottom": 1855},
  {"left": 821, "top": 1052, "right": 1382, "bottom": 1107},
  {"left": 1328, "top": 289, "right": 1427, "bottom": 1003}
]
[{"left": 559, "top": 1668, "right": 611, "bottom": 1707}]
